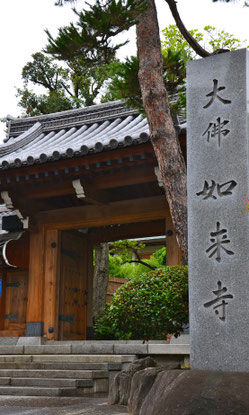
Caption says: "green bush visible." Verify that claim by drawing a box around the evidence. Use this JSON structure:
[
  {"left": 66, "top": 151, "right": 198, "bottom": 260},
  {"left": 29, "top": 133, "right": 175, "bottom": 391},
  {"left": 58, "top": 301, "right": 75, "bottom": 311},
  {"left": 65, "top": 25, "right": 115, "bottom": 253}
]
[
  {"left": 94, "top": 265, "right": 188, "bottom": 340},
  {"left": 108, "top": 246, "right": 167, "bottom": 279}
]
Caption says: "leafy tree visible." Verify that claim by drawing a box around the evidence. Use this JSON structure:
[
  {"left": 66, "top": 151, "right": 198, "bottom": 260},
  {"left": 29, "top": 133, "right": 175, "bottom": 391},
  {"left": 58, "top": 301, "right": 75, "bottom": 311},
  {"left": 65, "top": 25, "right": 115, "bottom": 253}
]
[
  {"left": 17, "top": 49, "right": 122, "bottom": 115},
  {"left": 110, "top": 239, "right": 156, "bottom": 270},
  {"left": 16, "top": 88, "right": 74, "bottom": 117},
  {"left": 109, "top": 240, "right": 166, "bottom": 279},
  {"left": 104, "top": 49, "right": 186, "bottom": 115},
  {"left": 107, "top": 25, "right": 247, "bottom": 115},
  {"left": 94, "top": 266, "right": 188, "bottom": 340}
]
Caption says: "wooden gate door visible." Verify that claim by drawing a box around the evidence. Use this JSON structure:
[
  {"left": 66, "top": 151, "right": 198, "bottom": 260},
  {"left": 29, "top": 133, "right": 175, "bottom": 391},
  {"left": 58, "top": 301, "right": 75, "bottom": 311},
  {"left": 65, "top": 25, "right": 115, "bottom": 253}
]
[
  {"left": 58, "top": 231, "right": 87, "bottom": 340},
  {"left": 4, "top": 270, "right": 28, "bottom": 336}
]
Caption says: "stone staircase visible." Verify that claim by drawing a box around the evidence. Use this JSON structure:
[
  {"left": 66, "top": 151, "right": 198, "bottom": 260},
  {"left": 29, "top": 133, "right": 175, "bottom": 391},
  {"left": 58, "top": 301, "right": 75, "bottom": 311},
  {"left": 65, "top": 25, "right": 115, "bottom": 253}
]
[{"left": 0, "top": 343, "right": 137, "bottom": 397}]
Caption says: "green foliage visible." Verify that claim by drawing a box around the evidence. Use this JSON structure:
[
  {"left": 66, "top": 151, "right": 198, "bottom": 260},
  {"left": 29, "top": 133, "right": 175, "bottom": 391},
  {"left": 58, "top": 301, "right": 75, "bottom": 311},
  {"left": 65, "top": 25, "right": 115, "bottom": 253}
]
[
  {"left": 46, "top": 0, "right": 145, "bottom": 65},
  {"left": 110, "top": 239, "right": 145, "bottom": 263},
  {"left": 202, "top": 25, "right": 247, "bottom": 51},
  {"left": 17, "top": 52, "right": 123, "bottom": 115},
  {"left": 105, "top": 50, "right": 186, "bottom": 115},
  {"left": 161, "top": 24, "right": 248, "bottom": 58},
  {"left": 16, "top": 88, "right": 75, "bottom": 117},
  {"left": 154, "top": 246, "right": 166, "bottom": 266},
  {"left": 107, "top": 25, "right": 246, "bottom": 116},
  {"left": 18, "top": 0, "right": 142, "bottom": 116},
  {"left": 21, "top": 52, "right": 70, "bottom": 93},
  {"left": 103, "top": 56, "right": 142, "bottom": 110},
  {"left": 109, "top": 241, "right": 167, "bottom": 279},
  {"left": 16, "top": 52, "right": 78, "bottom": 116},
  {"left": 161, "top": 25, "right": 203, "bottom": 61},
  {"left": 94, "top": 266, "right": 188, "bottom": 340}
]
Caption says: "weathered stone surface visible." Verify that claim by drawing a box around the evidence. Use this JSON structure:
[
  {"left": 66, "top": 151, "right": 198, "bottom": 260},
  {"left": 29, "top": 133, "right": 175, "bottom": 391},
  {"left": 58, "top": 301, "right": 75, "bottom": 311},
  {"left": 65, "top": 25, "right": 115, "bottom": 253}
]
[
  {"left": 187, "top": 48, "right": 249, "bottom": 371},
  {"left": 0, "top": 346, "right": 24, "bottom": 355},
  {"left": 139, "top": 370, "right": 249, "bottom": 415},
  {"left": 128, "top": 357, "right": 157, "bottom": 376},
  {"left": 17, "top": 337, "right": 42, "bottom": 346},
  {"left": 113, "top": 344, "right": 147, "bottom": 355},
  {"left": 109, "top": 357, "right": 157, "bottom": 406},
  {"left": 24, "top": 345, "right": 72, "bottom": 355},
  {"left": 128, "top": 367, "right": 165, "bottom": 415},
  {"left": 108, "top": 370, "right": 120, "bottom": 405},
  {"left": 72, "top": 343, "right": 114, "bottom": 354},
  {"left": 148, "top": 344, "right": 189, "bottom": 355},
  {"left": 118, "top": 372, "right": 132, "bottom": 405},
  {"left": 170, "top": 334, "right": 190, "bottom": 345}
]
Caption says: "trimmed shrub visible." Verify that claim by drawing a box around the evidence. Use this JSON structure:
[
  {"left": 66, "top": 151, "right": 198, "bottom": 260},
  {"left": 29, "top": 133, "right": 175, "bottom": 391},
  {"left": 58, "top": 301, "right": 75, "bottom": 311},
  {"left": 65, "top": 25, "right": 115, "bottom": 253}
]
[{"left": 94, "top": 266, "right": 188, "bottom": 340}]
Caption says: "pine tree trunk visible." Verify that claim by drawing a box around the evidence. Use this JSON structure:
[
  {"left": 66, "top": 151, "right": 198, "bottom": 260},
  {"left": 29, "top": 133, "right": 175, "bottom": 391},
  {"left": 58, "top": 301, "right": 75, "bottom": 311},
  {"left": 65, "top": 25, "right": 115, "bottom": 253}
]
[
  {"left": 93, "top": 243, "right": 109, "bottom": 322},
  {"left": 136, "top": 0, "right": 188, "bottom": 260}
]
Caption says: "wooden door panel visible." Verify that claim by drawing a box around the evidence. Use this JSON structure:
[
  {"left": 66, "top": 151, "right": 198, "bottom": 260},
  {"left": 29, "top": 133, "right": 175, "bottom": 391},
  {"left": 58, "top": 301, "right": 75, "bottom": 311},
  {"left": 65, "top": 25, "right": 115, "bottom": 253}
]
[
  {"left": 4, "top": 271, "right": 28, "bottom": 331},
  {"left": 59, "top": 231, "right": 87, "bottom": 340}
]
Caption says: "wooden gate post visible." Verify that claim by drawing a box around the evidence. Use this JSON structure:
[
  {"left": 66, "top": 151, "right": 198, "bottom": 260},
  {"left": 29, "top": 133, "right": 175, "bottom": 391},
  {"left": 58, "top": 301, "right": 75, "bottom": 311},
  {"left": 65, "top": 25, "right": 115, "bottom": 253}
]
[
  {"left": 43, "top": 229, "right": 61, "bottom": 340},
  {"left": 26, "top": 225, "right": 45, "bottom": 336},
  {"left": 86, "top": 242, "right": 94, "bottom": 339},
  {"left": 165, "top": 217, "right": 185, "bottom": 266}
]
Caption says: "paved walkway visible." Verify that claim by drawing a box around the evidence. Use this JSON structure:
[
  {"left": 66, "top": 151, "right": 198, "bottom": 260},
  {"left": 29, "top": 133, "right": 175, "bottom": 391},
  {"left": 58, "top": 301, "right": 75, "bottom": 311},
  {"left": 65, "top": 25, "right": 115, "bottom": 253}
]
[{"left": 0, "top": 397, "right": 128, "bottom": 415}]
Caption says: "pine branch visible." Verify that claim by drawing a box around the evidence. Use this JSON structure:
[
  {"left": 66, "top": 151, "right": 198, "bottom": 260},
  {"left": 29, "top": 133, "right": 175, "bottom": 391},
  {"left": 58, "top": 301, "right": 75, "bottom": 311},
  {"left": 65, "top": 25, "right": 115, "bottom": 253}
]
[
  {"left": 125, "top": 260, "right": 156, "bottom": 270},
  {"left": 165, "top": 0, "right": 210, "bottom": 58}
]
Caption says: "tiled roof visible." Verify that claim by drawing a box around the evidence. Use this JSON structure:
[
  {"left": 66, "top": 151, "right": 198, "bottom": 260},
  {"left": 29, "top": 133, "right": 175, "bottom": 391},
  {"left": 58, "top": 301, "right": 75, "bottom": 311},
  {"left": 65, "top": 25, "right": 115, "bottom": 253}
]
[{"left": 1, "top": 100, "right": 186, "bottom": 170}]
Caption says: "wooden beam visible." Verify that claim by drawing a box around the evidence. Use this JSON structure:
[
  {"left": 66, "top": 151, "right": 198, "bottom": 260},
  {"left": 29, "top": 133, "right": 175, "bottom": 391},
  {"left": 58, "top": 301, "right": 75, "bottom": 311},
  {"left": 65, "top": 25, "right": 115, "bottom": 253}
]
[
  {"left": 26, "top": 226, "right": 45, "bottom": 336},
  {"left": 43, "top": 229, "right": 61, "bottom": 340},
  {"left": 0, "top": 142, "right": 154, "bottom": 185},
  {"left": 89, "top": 220, "right": 166, "bottom": 244},
  {"left": 165, "top": 217, "right": 185, "bottom": 266},
  {"left": 93, "top": 165, "right": 157, "bottom": 190},
  {"left": 10, "top": 164, "right": 157, "bottom": 201},
  {"left": 37, "top": 195, "right": 170, "bottom": 230},
  {"left": 71, "top": 179, "right": 108, "bottom": 205}
]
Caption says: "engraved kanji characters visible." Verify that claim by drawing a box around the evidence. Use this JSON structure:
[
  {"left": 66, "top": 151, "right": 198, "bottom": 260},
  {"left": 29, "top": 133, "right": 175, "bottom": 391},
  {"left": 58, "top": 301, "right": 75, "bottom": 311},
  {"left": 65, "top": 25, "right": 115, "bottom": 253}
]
[
  {"left": 202, "top": 79, "right": 232, "bottom": 147},
  {"left": 196, "top": 180, "right": 237, "bottom": 200},
  {"left": 202, "top": 117, "right": 230, "bottom": 147},
  {"left": 206, "top": 221, "right": 234, "bottom": 263},
  {"left": 204, "top": 281, "right": 233, "bottom": 321},
  {"left": 203, "top": 79, "right": 231, "bottom": 109}
]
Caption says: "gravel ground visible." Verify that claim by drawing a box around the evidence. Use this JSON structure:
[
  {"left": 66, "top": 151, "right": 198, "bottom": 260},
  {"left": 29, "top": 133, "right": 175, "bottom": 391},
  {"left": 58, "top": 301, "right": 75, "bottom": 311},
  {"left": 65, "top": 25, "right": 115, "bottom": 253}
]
[{"left": 0, "top": 396, "right": 128, "bottom": 415}]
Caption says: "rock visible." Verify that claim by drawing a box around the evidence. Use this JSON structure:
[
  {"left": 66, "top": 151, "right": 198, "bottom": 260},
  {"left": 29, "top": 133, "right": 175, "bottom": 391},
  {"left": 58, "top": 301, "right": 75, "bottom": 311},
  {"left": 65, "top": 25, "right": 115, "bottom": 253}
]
[
  {"left": 128, "top": 367, "right": 166, "bottom": 415},
  {"left": 139, "top": 370, "right": 183, "bottom": 415},
  {"left": 108, "top": 371, "right": 120, "bottom": 405},
  {"left": 128, "top": 356, "right": 157, "bottom": 376},
  {"left": 119, "top": 371, "right": 132, "bottom": 405},
  {"left": 139, "top": 370, "right": 249, "bottom": 415},
  {"left": 109, "top": 356, "right": 157, "bottom": 406}
]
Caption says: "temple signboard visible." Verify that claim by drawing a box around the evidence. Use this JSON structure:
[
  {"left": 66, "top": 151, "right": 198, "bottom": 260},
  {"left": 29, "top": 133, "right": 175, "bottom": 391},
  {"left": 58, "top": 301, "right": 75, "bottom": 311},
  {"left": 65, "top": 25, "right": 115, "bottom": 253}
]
[{"left": 187, "top": 49, "right": 249, "bottom": 371}]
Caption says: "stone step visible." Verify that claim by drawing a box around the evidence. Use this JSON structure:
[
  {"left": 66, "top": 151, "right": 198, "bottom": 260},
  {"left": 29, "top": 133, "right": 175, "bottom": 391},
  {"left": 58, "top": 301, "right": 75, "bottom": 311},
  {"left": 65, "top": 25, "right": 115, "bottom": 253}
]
[
  {"left": 10, "top": 377, "right": 93, "bottom": 388},
  {"left": 0, "top": 343, "right": 147, "bottom": 355},
  {"left": 0, "top": 354, "right": 136, "bottom": 364},
  {"left": 0, "top": 386, "right": 78, "bottom": 396},
  {"left": 0, "top": 361, "right": 121, "bottom": 371},
  {"left": 0, "top": 369, "right": 109, "bottom": 379}
]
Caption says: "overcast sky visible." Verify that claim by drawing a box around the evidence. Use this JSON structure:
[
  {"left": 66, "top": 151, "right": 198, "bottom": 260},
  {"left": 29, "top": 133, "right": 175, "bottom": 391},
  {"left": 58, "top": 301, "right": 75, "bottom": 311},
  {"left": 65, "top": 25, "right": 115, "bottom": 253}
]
[{"left": 0, "top": 0, "right": 249, "bottom": 138}]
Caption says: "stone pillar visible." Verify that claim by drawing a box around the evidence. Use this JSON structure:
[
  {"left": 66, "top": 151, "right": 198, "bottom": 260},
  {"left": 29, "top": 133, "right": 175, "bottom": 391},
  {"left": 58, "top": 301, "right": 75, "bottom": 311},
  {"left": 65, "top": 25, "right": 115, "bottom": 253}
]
[{"left": 187, "top": 49, "right": 249, "bottom": 371}]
